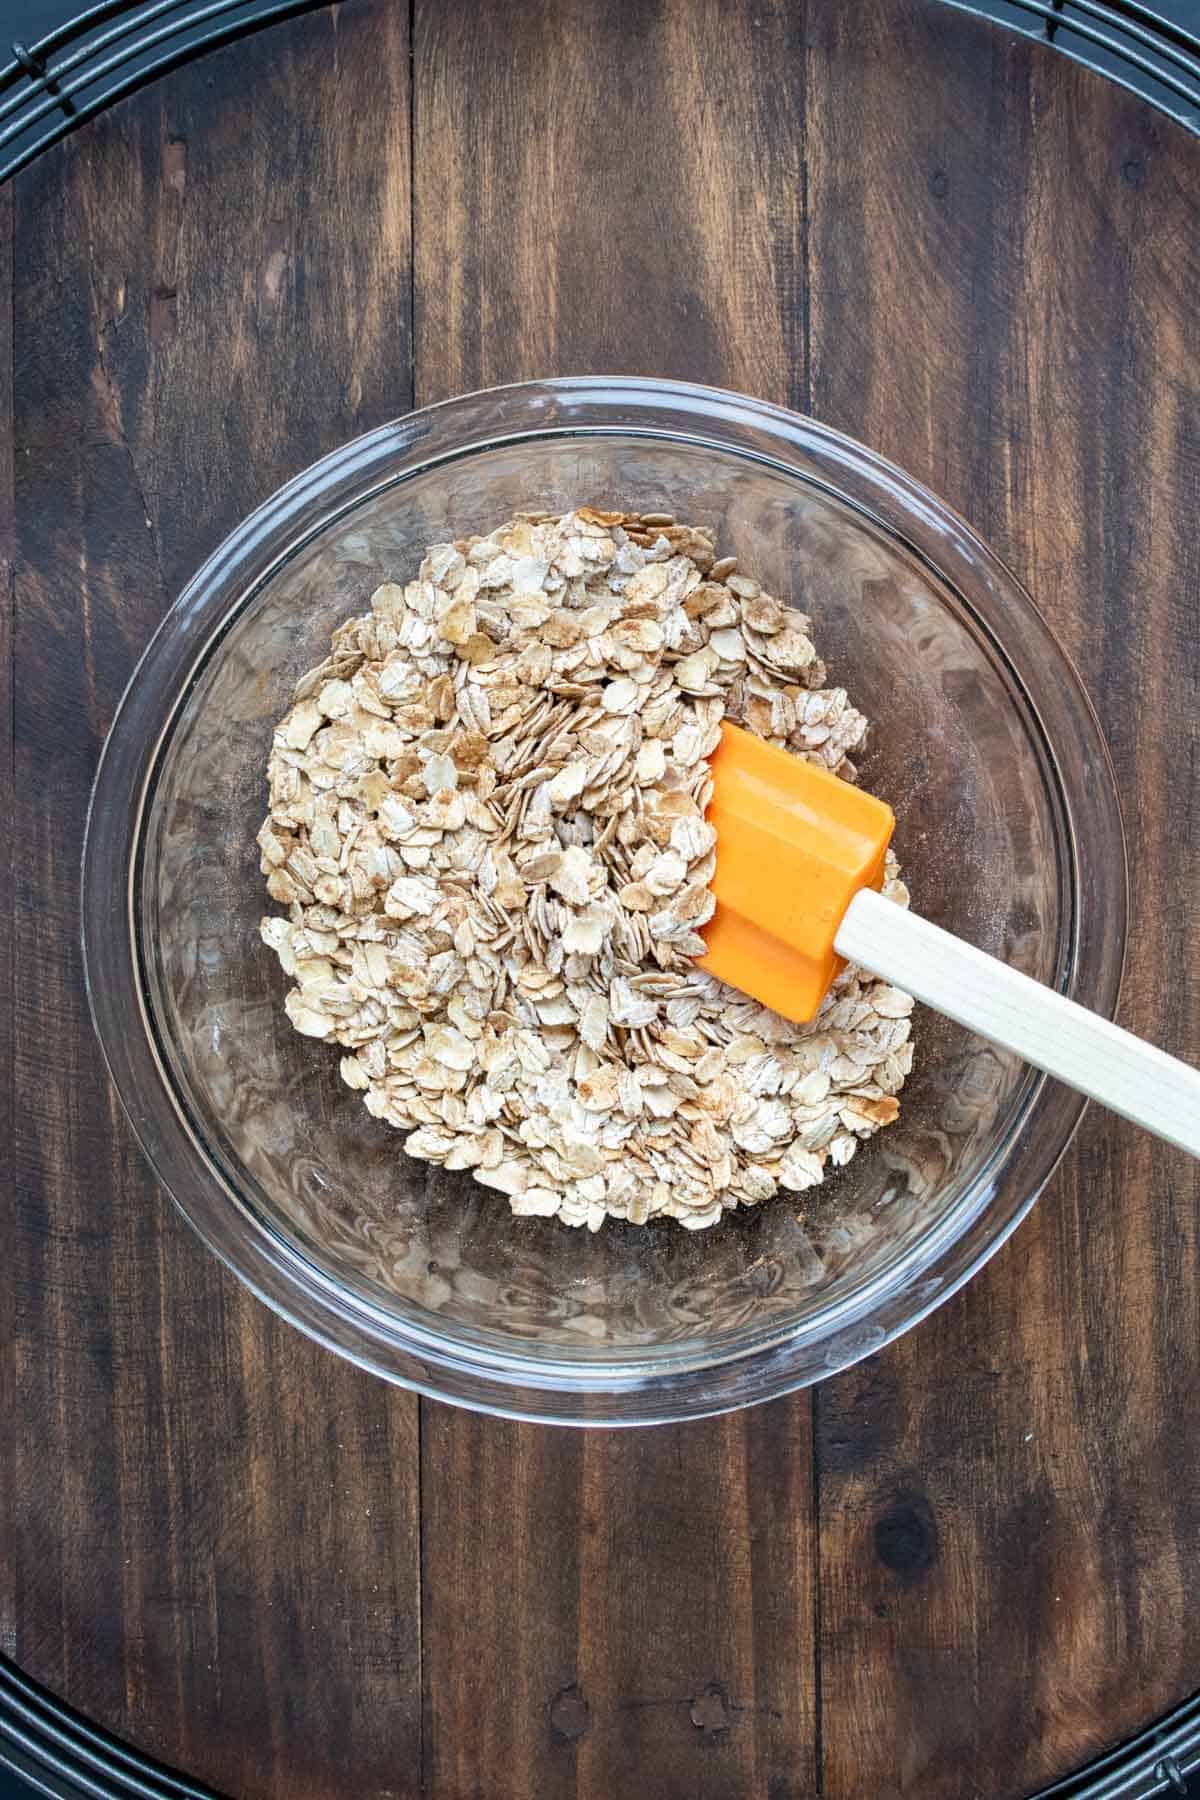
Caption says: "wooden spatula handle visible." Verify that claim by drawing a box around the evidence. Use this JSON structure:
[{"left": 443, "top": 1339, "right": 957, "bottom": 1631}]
[{"left": 835, "top": 887, "right": 1200, "bottom": 1158}]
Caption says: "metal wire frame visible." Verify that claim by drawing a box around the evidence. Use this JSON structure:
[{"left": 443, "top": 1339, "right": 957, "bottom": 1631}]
[
  {"left": 0, "top": 1657, "right": 217, "bottom": 1798},
  {"left": 0, "top": 0, "right": 338, "bottom": 179},
  {"left": 0, "top": 0, "right": 1198, "bottom": 1794},
  {"left": 0, "top": 0, "right": 1198, "bottom": 183},
  {"left": 943, "top": 0, "right": 1200, "bottom": 124},
  {"left": 1038, "top": 1695, "right": 1200, "bottom": 1799},
  {"left": 2, "top": 1633, "right": 1198, "bottom": 1797}
]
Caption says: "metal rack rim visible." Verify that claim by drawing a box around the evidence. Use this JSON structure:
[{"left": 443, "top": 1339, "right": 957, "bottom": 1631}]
[{"left": 1, "top": 0, "right": 1198, "bottom": 1795}]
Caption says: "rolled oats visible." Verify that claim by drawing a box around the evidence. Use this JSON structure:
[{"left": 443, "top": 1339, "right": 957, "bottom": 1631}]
[{"left": 258, "top": 509, "right": 914, "bottom": 1231}]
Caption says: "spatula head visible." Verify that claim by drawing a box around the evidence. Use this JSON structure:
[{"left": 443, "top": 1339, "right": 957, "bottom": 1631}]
[{"left": 699, "top": 722, "right": 895, "bottom": 1023}]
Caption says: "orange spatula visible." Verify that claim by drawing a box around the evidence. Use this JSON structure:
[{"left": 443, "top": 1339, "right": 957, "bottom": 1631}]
[{"left": 700, "top": 721, "right": 1200, "bottom": 1159}]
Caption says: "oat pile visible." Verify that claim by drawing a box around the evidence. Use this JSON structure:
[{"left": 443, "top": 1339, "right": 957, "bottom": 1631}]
[{"left": 258, "top": 509, "right": 914, "bottom": 1231}]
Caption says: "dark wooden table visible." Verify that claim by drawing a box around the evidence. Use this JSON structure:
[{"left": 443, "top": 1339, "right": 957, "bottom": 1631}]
[{"left": 3, "top": 2, "right": 1199, "bottom": 1796}]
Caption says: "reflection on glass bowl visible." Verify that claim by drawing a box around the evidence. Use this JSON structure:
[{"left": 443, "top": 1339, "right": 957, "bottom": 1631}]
[{"left": 82, "top": 379, "right": 1125, "bottom": 1424}]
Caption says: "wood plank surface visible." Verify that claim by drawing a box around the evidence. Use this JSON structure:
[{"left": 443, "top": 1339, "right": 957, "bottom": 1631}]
[
  {"left": 0, "top": 181, "right": 14, "bottom": 1668},
  {"left": 6, "top": 8, "right": 421, "bottom": 1798},
  {"left": 806, "top": 7, "right": 1200, "bottom": 1797},
  {"left": 3, "top": 1, "right": 1199, "bottom": 1798},
  {"left": 413, "top": 8, "right": 816, "bottom": 1797}
]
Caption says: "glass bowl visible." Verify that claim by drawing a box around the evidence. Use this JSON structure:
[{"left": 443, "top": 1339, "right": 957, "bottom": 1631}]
[{"left": 82, "top": 378, "right": 1125, "bottom": 1424}]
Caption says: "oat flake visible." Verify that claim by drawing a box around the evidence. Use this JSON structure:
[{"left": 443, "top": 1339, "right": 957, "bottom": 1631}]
[{"left": 258, "top": 509, "right": 914, "bottom": 1231}]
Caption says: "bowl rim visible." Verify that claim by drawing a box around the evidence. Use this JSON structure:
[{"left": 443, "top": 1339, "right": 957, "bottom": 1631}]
[{"left": 81, "top": 376, "right": 1128, "bottom": 1424}]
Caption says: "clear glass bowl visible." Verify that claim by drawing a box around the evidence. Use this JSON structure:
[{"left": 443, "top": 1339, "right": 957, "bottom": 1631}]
[{"left": 82, "top": 379, "right": 1126, "bottom": 1424}]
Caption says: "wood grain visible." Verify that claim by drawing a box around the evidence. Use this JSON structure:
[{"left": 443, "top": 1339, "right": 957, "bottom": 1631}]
[
  {"left": 0, "top": 181, "right": 14, "bottom": 1666},
  {"left": 807, "top": 6, "right": 1200, "bottom": 1797},
  {"left": 4, "top": 1, "right": 1200, "bottom": 1797},
  {"left": 413, "top": 6, "right": 817, "bottom": 1798},
  {"left": 413, "top": 0, "right": 808, "bottom": 411},
  {"left": 420, "top": 1406, "right": 814, "bottom": 1800},
  {"left": 7, "top": 7, "right": 421, "bottom": 1797}
]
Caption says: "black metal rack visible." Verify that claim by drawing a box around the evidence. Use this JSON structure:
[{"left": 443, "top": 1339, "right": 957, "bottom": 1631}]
[
  {"left": 1, "top": 1, "right": 1198, "bottom": 1796},
  {"left": 0, "top": 0, "right": 1199, "bottom": 181},
  {"left": 0, "top": 0, "right": 332, "bottom": 178},
  {"left": 2, "top": 1640, "right": 1198, "bottom": 1799}
]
